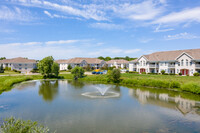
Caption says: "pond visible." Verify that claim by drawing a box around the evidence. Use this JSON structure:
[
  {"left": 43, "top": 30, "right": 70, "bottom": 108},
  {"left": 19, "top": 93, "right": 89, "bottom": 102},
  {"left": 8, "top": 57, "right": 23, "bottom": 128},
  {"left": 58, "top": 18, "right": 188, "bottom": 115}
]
[{"left": 0, "top": 80, "right": 200, "bottom": 133}]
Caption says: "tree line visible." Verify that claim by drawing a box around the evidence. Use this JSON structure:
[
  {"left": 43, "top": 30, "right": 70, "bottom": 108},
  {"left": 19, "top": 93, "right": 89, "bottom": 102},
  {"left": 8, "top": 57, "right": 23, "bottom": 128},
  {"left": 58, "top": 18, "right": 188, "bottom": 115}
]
[{"left": 97, "top": 56, "right": 137, "bottom": 61}]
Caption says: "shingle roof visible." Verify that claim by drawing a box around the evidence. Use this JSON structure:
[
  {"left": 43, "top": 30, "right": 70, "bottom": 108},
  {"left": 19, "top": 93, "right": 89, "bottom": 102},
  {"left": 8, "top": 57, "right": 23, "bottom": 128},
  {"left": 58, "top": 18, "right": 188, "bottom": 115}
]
[
  {"left": 0, "top": 57, "right": 36, "bottom": 63},
  {"left": 56, "top": 58, "right": 103, "bottom": 64},
  {"left": 106, "top": 59, "right": 129, "bottom": 64},
  {"left": 143, "top": 48, "right": 200, "bottom": 61}
]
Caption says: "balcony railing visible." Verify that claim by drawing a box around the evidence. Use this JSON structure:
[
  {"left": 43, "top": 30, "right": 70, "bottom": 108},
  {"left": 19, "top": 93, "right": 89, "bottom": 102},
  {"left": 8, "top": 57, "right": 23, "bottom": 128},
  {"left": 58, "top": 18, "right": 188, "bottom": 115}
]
[
  {"left": 168, "top": 65, "right": 175, "bottom": 68},
  {"left": 196, "top": 64, "right": 200, "bottom": 68},
  {"left": 149, "top": 65, "right": 159, "bottom": 67}
]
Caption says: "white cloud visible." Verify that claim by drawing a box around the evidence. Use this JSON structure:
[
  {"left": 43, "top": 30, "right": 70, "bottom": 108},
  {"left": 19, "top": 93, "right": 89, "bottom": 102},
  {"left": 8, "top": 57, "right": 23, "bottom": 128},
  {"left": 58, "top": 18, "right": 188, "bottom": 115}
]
[
  {"left": 153, "top": 7, "right": 200, "bottom": 24},
  {"left": 165, "top": 32, "right": 200, "bottom": 40},
  {"left": 139, "top": 38, "right": 154, "bottom": 43},
  {"left": 113, "top": 0, "right": 165, "bottom": 21},
  {"left": 45, "top": 40, "right": 79, "bottom": 45},
  {"left": 0, "top": 6, "right": 33, "bottom": 21},
  {"left": 154, "top": 24, "right": 174, "bottom": 32},
  {"left": 90, "top": 23, "right": 124, "bottom": 30}
]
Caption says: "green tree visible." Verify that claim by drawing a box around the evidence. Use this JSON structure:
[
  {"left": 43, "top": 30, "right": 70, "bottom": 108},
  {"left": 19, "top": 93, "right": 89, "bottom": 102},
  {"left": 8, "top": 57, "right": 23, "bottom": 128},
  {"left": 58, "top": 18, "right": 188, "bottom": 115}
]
[
  {"left": 105, "top": 56, "right": 112, "bottom": 61},
  {"left": 98, "top": 56, "right": 105, "bottom": 60},
  {"left": 107, "top": 69, "right": 121, "bottom": 83},
  {"left": 67, "top": 64, "right": 72, "bottom": 70},
  {"left": 0, "top": 64, "right": 4, "bottom": 73},
  {"left": 38, "top": 56, "right": 59, "bottom": 78},
  {"left": 71, "top": 66, "right": 85, "bottom": 80},
  {"left": 52, "top": 62, "right": 59, "bottom": 76},
  {"left": 0, "top": 57, "right": 6, "bottom": 60}
]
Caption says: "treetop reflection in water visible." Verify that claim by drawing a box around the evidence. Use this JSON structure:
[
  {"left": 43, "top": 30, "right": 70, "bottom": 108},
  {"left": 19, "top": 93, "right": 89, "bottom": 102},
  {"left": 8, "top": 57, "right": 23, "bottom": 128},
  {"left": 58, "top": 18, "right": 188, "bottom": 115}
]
[{"left": 0, "top": 80, "right": 200, "bottom": 133}]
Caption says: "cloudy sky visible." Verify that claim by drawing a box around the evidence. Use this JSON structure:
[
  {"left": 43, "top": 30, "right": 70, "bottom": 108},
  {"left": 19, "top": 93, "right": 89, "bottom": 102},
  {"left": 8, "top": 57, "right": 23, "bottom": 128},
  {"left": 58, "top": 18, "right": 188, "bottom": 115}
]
[{"left": 0, "top": 0, "right": 200, "bottom": 59}]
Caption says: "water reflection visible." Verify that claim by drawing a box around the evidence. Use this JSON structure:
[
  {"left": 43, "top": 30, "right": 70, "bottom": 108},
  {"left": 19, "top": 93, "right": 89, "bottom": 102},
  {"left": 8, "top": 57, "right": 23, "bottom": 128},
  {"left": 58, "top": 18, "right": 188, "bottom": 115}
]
[
  {"left": 67, "top": 80, "right": 85, "bottom": 89},
  {"left": 129, "top": 88, "right": 200, "bottom": 115},
  {"left": 38, "top": 80, "right": 59, "bottom": 102}
]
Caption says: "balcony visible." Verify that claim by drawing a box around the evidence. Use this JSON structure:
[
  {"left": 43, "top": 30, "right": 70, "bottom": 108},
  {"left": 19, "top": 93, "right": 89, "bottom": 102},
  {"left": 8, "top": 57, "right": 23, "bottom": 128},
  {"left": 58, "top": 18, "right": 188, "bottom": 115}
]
[
  {"left": 195, "top": 64, "right": 200, "bottom": 68},
  {"left": 149, "top": 64, "right": 159, "bottom": 68},
  {"left": 168, "top": 65, "right": 175, "bottom": 68}
]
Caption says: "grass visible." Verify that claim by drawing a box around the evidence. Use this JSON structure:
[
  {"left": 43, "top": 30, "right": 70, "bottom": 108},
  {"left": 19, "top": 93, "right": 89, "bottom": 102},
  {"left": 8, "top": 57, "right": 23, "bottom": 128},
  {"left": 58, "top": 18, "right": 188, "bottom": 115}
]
[
  {"left": 0, "top": 73, "right": 200, "bottom": 95},
  {"left": 0, "top": 70, "right": 20, "bottom": 75}
]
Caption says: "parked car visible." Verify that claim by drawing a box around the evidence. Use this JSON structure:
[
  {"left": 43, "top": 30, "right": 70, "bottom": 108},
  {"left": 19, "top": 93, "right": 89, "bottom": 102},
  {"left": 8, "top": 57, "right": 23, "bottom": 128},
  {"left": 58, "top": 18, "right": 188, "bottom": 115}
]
[
  {"left": 96, "top": 72, "right": 103, "bottom": 74},
  {"left": 92, "top": 71, "right": 96, "bottom": 74}
]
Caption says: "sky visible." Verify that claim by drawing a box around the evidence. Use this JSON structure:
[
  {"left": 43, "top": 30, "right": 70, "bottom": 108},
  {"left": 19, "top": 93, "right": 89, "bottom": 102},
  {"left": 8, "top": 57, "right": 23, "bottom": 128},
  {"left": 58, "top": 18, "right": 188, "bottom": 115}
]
[{"left": 0, "top": 0, "right": 200, "bottom": 60}]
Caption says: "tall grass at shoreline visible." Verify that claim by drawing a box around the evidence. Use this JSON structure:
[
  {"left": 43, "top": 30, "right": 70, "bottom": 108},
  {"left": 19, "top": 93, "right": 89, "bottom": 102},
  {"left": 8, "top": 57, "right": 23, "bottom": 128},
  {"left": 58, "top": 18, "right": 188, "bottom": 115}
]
[{"left": 0, "top": 73, "right": 200, "bottom": 95}]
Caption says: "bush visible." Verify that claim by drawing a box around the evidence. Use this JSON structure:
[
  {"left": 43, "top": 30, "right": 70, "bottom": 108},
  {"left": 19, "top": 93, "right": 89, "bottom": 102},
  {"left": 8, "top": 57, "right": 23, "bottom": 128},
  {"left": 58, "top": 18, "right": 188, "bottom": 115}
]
[
  {"left": 169, "top": 73, "right": 175, "bottom": 75},
  {"left": 5, "top": 67, "right": 11, "bottom": 71},
  {"left": 164, "top": 73, "right": 169, "bottom": 75},
  {"left": 67, "top": 64, "right": 72, "bottom": 70},
  {"left": 181, "top": 82, "right": 200, "bottom": 94},
  {"left": 129, "top": 71, "right": 139, "bottom": 74},
  {"left": 107, "top": 69, "right": 121, "bottom": 83},
  {"left": 193, "top": 72, "right": 200, "bottom": 76},
  {"left": 13, "top": 69, "right": 21, "bottom": 73},
  {"left": 179, "top": 73, "right": 182, "bottom": 76},
  {"left": 31, "top": 68, "right": 39, "bottom": 73},
  {"left": 169, "top": 81, "right": 181, "bottom": 88},
  {"left": 0, "top": 64, "right": 4, "bottom": 73},
  {"left": 141, "top": 72, "right": 146, "bottom": 74},
  {"left": 0, "top": 117, "right": 50, "bottom": 133},
  {"left": 161, "top": 70, "right": 165, "bottom": 75},
  {"left": 71, "top": 66, "right": 85, "bottom": 80}
]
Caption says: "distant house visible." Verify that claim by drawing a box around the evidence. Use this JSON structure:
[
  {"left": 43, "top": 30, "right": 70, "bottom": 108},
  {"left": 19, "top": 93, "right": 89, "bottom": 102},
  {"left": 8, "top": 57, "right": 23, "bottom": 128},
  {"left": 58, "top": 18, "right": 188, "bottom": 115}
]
[
  {"left": 129, "top": 48, "right": 200, "bottom": 76},
  {"left": 106, "top": 59, "right": 129, "bottom": 69},
  {"left": 0, "top": 57, "right": 37, "bottom": 73},
  {"left": 56, "top": 57, "right": 106, "bottom": 70}
]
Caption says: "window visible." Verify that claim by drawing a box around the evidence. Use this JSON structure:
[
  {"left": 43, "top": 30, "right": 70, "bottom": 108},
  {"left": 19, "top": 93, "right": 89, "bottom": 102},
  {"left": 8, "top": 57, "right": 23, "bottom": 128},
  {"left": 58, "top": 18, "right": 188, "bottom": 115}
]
[
  {"left": 25, "top": 68, "right": 27, "bottom": 70},
  {"left": 177, "top": 69, "right": 179, "bottom": 73},
  {"left": 19, "top": 64, "right": 22, "bottom": 66},
  {"left": 19, "top": 68, "right": 22, "bottom": 70},
  {"left": 143, "top": 61, "right": 145, "bottom": 66},
  {"left": 140, "top": 61, "right": 142, "bottom": 66},
  {"left": 25, "top": 64, "right": 27, "bottom": 66},
  {"left": 181, "top": 59, "right": 184, "bottom": 66},
  {"left": 190, "top": 62, "right": 192, "bottom": 66},
  {"left": 186, "top": 59, "right": 188, "bottom": 66}
]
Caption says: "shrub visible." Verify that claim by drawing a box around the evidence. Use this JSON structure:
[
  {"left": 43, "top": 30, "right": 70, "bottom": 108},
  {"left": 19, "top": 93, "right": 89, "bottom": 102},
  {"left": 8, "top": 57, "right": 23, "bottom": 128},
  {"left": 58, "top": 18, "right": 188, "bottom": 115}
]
[
  {"left": 71, "top": 66, "right": 85, "bottom": 80},
  {"left": 31, "top": 68, "right": 39, "bottom": 73},
  {"left": 51, "top": 62, "right": 59, "bottom": 77},
  {"left": 169, "top": 81, "right": 181, "bottom": 88},
  {"left": 13, "top": 69, "right": 21, "bottom": 73},
  {"left": 5, "top": 67, "right": 11, "bottom": 71},
  {"left": 67, "top": 64, "right": 72, "bottom": 70},
  {"left": 179, "top": 73, "right": 182, "bottom": 76},
  {"left": 0, "top": 117, "right": 50, "bottom": 133},
  {"left": 161, "top": 70, "right": 165, "bottom": 75},
  {"left": 169, "top": 73, "right": 175, "bottom": 75},
  {"left": 193, "top": 72, "right": 200, "bottom": 76},
  {"left": 0, "top": 64, "right": 4, "bottom": 73},
  {"left": 181, "top": 82, "right": 200, "bottom": 94},
  {"left": 107, "top": 69, "right": 121, "bottom": 83},
  {"left": 141, "top": 72, "right": 146, "bottom": 74},
  {"left": 129, "top": 71, "right": 139, "bottom": 74},
  {"left": 164, "top": 73, "right": 169, "bottom": 75}
]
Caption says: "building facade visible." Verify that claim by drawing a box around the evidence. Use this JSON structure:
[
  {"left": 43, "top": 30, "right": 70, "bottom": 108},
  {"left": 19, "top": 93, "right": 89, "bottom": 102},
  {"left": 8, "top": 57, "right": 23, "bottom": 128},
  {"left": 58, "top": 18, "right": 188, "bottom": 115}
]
[
  {"left": 129, "top": 49, "right": 200, "bottom": 76},
  {"left": 56, "top": 58, "right": 106, "bottom": 70},
  {"left": 0, "top": 57, "right": 37, "bottom": 73},
  {"left": 106, "top": 59, "right": 129, "bottom": 69}
]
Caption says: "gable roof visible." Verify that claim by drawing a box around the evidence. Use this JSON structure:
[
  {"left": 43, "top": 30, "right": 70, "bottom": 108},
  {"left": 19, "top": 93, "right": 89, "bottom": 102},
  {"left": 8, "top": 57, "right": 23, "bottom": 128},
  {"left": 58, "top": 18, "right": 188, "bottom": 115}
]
[
  {"left": 0, "top": 57, "right": 36, "bottom": 63},
  {"left": 106, "top": 59, "right": 129, "bottom": 64},
  {"left": 143, "top": 48, "right": 200, "bottom": 61},
  {"left": 58, "top": 57, "right": 104, "bottom": 64}
]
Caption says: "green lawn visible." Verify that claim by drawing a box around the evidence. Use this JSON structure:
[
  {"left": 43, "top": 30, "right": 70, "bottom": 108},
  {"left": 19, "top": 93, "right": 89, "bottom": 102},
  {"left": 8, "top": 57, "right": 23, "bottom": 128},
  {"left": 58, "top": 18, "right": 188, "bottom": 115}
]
[{"left": 0, "top": 70, "right": 21, "bottom": 75}]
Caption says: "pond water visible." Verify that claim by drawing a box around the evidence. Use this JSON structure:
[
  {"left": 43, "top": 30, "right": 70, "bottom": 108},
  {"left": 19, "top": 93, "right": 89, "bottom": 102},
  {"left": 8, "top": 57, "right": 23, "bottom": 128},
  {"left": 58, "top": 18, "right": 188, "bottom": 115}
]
[{"left": 0, "top": 80, "right": 200, "bottom": 133}]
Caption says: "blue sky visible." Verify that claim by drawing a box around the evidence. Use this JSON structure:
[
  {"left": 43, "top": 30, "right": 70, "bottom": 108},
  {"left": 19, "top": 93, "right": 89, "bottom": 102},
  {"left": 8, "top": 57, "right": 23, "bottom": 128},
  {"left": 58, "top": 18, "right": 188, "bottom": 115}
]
[{"left": 0, "top": 0, "right": 200, "bottom": 60}]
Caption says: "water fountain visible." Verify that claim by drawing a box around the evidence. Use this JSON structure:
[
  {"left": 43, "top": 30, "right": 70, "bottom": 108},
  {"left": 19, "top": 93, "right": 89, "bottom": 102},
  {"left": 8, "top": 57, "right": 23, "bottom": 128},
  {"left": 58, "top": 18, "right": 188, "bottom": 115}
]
[{"left": 82, "top": 85, "right": 120, "bottom": 98}]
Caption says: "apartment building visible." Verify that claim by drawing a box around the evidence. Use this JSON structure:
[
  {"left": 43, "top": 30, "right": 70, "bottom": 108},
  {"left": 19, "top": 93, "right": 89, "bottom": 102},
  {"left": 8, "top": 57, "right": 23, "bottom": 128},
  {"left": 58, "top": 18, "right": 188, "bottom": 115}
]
[
  {"left": 0, "top": 57, "right": 37, "bottom": 73},
  {"left": 129, "top": 49, "right": 200, "bottom": 76},
  {"left": 106, "top": 59, "right": 129, "bottom": 69}
]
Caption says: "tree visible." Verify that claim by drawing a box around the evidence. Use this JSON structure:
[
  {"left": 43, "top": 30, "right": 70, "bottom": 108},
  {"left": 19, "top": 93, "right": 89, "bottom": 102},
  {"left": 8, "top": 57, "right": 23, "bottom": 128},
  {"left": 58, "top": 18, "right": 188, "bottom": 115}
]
[
  {"left": 67, "top": 64, "right": 72, "bottom": 70},
  {"left": 98, "top": 56, "right": 104, "bottom": 60},
  {"left": 0, "top": 64, "right": 4, "bottom": 73},
  {"left": 52, "top": 63, "right": 59, "bottom": 77},
  {"left": 71, "top": 66, "right": 85, "bottom": 80},
  {"left": 38, "top": 56, "right": 59, "bottom": 78},
  {"left": 107, "top": 69, "right": 121, "bottom": 83},
  {"left": 0, "top": 57, "right": 6, "bottom": 60},
  {"left": 85, "top": 64, "right": 91, "bottom": 71},
  {"left": 105, "top": 56, "right": 112, "bottom": 61}
]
